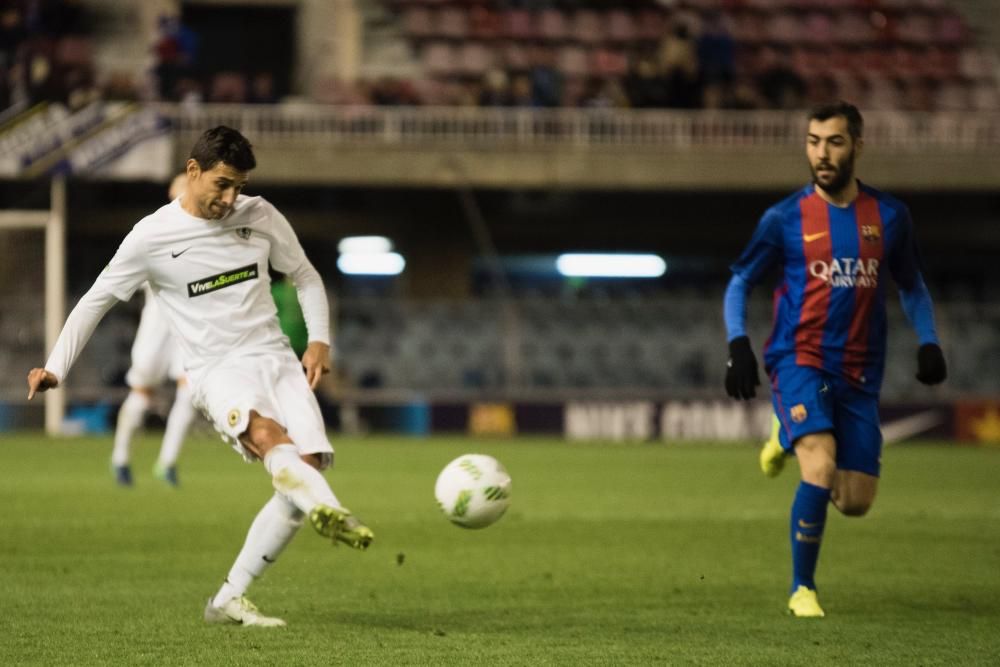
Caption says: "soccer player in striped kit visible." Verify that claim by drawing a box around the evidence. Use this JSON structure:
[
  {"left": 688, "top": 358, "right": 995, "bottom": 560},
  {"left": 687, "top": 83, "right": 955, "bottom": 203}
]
[{"left": 723, "top": 102, "right": 947, "bottom": 617}]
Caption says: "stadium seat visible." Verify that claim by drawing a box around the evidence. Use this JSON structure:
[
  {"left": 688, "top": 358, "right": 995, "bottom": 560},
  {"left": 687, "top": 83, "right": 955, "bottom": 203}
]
[
  {"left": 403, "top": 7, "right": 434, "bottom": 39},
  {"left": 570, "top": 10, "right": 604, "bottom": 46},
  {"left": 503, "top": 9, "right": 534, "bottom": 41},
  {"left": 634, "top": 8, "right": 666, "bottom": 42},
  {"left": 606, "top": 10, "right": 637, "bottom": 44},
  {"left": 765, "top": 11, "right": 801, "bottom": 45},
  {"left": 456, "top": 42, "right": 494, "bottom": 77},
  {"left": 832, "top": 11, "right": 874, "bottom": 45},
  {"left": 538, "top": 9, "right": 569, "bottom": 42},
  {"left": 438, "top": 7, "right": 469, "bottom": 40},
  {"left": 558, "top": 45, "right": 589, "bottom": 78},
  {"left": 422, "top": 41, "right": 457, "bottom": 75},
  {"left": 468, "top": 6, "right": 503, "bottom": 40},
  {"left": 936, "top": 12, "right": 968, "bottom": 45}
]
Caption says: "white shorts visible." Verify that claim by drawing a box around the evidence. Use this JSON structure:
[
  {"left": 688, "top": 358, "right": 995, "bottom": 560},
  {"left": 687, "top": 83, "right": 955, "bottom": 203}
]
[
  {"left": 126, "top": 294, "right": 185, "bottom": 387},
  {"left": 191, "top": 350, "right": 334, "bottom": 468}
]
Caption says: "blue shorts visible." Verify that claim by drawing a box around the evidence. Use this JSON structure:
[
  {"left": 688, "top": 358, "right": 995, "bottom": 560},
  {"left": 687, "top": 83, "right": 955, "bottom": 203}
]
[{"left": 769, "top": 361, "right": 883, "bottom": 477}]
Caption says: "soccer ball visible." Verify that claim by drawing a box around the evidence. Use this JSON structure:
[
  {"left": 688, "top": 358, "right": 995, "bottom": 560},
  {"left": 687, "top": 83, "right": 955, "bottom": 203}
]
[{"left": 434, "top": 454, "right": 512, "bottom": 529}]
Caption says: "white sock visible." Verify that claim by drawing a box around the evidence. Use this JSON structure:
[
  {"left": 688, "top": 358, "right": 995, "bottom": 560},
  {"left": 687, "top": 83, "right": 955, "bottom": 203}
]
[
  {"left": 263, "top": 444, "right": 341, "bottom": 514},
  {"left": 212, "top": 493, "right": 304, "bottom": 607},
  {"left": 111, "top": 391, "right": 150, "bottom": 466},
  {"left": 156, "top": 383, "right": 196, "bottom": 467}
]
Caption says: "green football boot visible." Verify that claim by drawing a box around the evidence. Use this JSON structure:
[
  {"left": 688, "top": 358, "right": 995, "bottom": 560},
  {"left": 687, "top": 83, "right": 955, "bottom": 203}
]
[{"left": 309, "top": 505, "right": 374, "bottom": 550}]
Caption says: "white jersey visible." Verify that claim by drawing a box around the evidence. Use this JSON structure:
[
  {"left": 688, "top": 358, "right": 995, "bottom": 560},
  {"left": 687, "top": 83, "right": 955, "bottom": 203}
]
[{"left": 45, "top": 195, "right": 330, "bottom": 383}]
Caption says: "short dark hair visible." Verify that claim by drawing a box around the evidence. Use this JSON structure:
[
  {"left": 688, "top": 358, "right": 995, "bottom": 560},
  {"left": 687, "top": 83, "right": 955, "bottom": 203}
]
[
  {"left": 809, "top": 101, "right": 863, "bottom": 140},
  {"left": 189, "top": 126, "right": 257, "bottom": 172}
]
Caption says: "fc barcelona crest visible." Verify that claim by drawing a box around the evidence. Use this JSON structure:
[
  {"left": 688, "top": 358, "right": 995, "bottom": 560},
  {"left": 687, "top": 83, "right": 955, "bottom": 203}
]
[
  {"left": 236, "top": 227, "right": 252, "bottom": 240},
  {"left": 790, "top": 404, "right": 808, "bottom": 423},
  {"left": 860, "top": 225, "right": 880, "bottom": 243}
]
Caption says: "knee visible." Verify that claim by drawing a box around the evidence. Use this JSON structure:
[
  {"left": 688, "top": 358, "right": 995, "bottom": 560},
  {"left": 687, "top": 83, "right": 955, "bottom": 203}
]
[
  {"left": 835, "top": 499, "right": 872, "bottom": 517},
  {"left": 300, "top": 453, "right": 323, "bottom": 470},
  {"left": 243, "top": 413, "right": 289, "bottom": 450},
  {"left": 794, "top": 433, "right": 838, "bottom": 487},
  {"left": 800, "top": 456, "right": 837, "bottom": 488}
]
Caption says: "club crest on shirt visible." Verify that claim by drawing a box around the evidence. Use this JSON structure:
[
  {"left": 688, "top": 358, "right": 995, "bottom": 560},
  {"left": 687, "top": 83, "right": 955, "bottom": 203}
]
[
  {"left": 790, "top": 404, "right": 808, "bottom": 423},
  {"left": 228, "top": 409, "right": 240, "bottom": 427},
  {"left": 235, "top": 227, "right": 252, "bottom": 240},
  {"left": 860, "top": 225, "right": 881, "bottom": 243}
]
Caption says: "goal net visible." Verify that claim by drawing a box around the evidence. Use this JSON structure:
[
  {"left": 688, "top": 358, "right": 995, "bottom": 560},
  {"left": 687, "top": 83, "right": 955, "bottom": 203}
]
[{"left": 0, "top": 178, "right": 66, "bottom": 434}]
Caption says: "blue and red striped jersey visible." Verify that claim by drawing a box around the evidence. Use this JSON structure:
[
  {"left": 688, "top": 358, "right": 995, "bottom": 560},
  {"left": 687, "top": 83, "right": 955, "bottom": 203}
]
[{"left": 730, "top": 182, "right": 923, "bottom": 393}]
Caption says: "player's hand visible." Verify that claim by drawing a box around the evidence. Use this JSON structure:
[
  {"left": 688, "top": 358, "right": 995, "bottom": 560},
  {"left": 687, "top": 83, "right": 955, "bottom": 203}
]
[
  {"left": 916, "top": 343, "right": 947, "bottom": 385},
  {"left": 27, "top": 368, "right": 59, "bottom": 400},
  {"left": 725, "top": 336, "right": 760, "bottom": 400},
  {"left": 301, "top": 341, "right": 331, "bottom": 390}
]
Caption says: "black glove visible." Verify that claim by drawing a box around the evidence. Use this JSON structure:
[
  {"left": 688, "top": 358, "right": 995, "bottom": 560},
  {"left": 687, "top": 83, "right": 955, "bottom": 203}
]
[
  {"left": 725, "top": 336, "right": 761, "bottom": 400},
  {"left": 916, "top": 343, "right": 947, "bottom": 385}
]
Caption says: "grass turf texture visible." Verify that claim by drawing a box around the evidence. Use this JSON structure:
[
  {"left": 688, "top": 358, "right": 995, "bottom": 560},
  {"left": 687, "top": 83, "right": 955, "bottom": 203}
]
[{"left": 1, "top": 434, "right": 998, "bottom": 666}]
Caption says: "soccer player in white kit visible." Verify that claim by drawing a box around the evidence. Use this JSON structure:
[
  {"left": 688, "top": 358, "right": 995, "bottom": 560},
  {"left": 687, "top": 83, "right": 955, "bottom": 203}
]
[
  {"left": 27, "top": 126, "right": 373, "bottom": 627},
  {"left": 112, "top": 173, "right": 198, "bottom": 487}
]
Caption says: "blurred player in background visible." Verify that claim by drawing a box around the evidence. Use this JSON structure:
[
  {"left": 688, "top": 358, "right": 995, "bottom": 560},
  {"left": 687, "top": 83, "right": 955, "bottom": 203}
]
[
  {"left": 27, "top": 126, "right": 373, "bottom": 627},
  {"left": 723, "top": 101, "right": 947, "bottom": 617},
  {"left": 111, "top": 173, "right": 196, "bottom": 487},
  {"left": 271, "top": 268, "right": 363, "bottom": 435},
  {"left": 270, "top": 268, "right": 308, "bottom": 358}
]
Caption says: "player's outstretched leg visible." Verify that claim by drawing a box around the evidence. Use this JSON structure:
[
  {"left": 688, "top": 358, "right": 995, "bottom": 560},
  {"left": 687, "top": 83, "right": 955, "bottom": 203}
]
[
  {"left": 111, "top": 390, "right": 150, "bottom": 486},
  {"left": 760, "top": 414, "right": 786, "bottom": 477},
  {"left": 262, "top": 444, "right": 374, "bottom": 550},
  {"left": 205, "top": 493, "right": 302, "bottom": 627}
]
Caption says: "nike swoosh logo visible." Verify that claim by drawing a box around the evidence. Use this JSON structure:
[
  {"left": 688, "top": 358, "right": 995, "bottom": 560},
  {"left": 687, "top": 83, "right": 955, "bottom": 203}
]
[
  {"left": 262, "top": 555, "right": 276, "bottom": 563},
  {"left": 798, "top": 519, "right": 821, "bottom": 529},
  {"left": 171, "top": 247, "right": 192, "bottom": 258},
  {"left": 803, "top": 232, "right": 828, "bottom": 243}
]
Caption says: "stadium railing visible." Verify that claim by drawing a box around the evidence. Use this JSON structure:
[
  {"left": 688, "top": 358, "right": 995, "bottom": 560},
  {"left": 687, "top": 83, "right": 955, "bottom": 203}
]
[{"left": 154, "top": 104, "right": 1000, "bottom": 151}]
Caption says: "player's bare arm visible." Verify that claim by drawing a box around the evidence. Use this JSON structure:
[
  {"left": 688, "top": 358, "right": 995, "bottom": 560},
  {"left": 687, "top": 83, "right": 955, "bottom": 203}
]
[
  {"left": 301, "top": 341, "right": 331, "bottom": 390},
  {"left": 26, "top": 368, "right": 59, "bottom": 400}
]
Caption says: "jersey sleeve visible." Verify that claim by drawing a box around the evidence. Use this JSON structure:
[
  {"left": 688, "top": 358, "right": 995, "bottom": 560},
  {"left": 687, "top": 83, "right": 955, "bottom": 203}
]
[
  {"left": 95, "top": 227, "right": 150, "bottom": 301},
  {"left": 887, "top": 204, "right": 921, "bottom": 290},
  {"left": 729, "top": 208, "right": 784, "bottom": 286},
  {"left": 44, "top": 282, "right": 120, "bottom": 382},
  {"left": 265, "top": 202, "right": 309, "bottom": 275},
  {"left": 264, "top": 202, "right": 331, "bottom": 346}
]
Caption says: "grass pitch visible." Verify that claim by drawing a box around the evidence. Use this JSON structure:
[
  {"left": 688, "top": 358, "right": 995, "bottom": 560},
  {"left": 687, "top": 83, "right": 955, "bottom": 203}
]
[{"left": 1, "top": 434, "right": 998, "bottom": 666}]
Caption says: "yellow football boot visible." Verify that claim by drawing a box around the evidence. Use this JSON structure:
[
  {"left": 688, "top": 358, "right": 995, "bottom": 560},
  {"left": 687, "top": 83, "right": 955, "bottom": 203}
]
[
  {"left": 760, "top": 415, "right": 786, "bottom": 477},
  {"left": 309, "top": 505, "right": 374, "bottom": 550},
  {"left": 788, "top": 586, "right": 825, "bottom": 618}
]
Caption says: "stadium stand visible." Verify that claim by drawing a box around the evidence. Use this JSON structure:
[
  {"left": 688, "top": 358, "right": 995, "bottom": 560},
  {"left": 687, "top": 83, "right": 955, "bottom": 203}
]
[
  {"left": 0, "top": 0, "right": 99, "bottom": 110},
  {"left": 1, "top": 1, "right": 996, "bottom": 112},
  {"left": 330, "top": 291, "right": 999, "bottom": 400},
  {"left": 375, "top": 0, "right": 998, "bottom": 111}
]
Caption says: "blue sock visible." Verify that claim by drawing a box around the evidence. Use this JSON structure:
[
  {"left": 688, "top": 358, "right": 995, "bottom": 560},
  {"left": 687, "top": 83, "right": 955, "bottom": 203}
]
[{"left": 790, "top": 481, "right": 831, "bottom": 592}]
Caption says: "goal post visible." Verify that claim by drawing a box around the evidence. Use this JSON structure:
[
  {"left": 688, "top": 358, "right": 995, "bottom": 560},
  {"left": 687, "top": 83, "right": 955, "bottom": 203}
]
[{"left": 0, "top": 176, "right": 66, "bottom": 435}]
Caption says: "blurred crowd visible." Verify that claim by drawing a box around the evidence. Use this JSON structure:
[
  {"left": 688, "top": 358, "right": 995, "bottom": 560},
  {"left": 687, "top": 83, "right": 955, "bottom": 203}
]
[
  {"left": 1, "top": 0, "right": 996, "bottom": 114},
  {"left": 345, "top": 0, "right": 997, "bottom": 112},
  {"left": 0, "top": 0, "right": 98, "bottom": 111}
]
